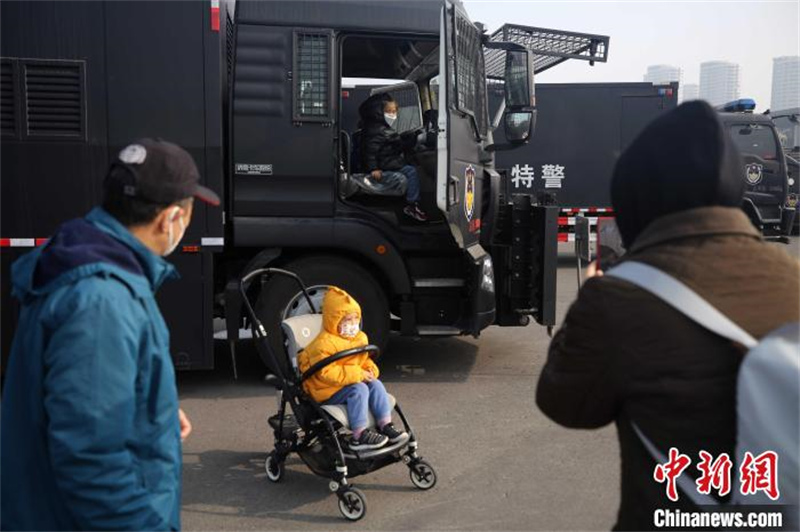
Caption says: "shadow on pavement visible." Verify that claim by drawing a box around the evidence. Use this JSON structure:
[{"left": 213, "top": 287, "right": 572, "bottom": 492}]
[
  {"left": 379, "top": 335, "right": 478, "bottom": 384},
  {"left": 181, "top": 449, "right": 416, "bottom": 525}
]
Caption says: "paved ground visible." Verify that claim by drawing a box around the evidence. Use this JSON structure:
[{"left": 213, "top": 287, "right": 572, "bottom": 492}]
[{"left": 177, "top": 239, "right": 798, "bottom": 531}]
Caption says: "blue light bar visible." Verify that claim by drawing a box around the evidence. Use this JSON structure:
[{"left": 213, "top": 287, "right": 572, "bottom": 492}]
[{"left": 719, "top": 98, "right": 756, "bottom": 113}]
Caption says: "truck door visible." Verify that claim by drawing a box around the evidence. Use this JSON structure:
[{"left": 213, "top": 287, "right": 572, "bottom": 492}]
[
  {"left": 437, "top": 1, "right": 488, "bottom": 247},
  {"left": 729, "top": 121, "right": 786, "bottom": 225}
]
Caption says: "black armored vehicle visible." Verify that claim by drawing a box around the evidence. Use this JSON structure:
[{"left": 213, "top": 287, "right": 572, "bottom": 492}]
[
  {"left": 716, "top": 99, "right": 795, "bottom": 237},
  {"left": 1, "top": 1, "right": 609, "bottom": 372}
]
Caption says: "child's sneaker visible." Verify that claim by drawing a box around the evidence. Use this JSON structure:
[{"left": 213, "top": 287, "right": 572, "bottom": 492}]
[
  {"left": 380, "top": 422, "right": 408, "bottom": 443},
  {"left": 403, "top": 202, "right": 428, "bottom": 222},
  {"left": 347, "top": 428, "right": 388, "bottom": 451}
]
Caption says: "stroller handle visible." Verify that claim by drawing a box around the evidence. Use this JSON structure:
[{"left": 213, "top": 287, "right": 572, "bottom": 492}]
[
  {"left": 239, "top": 267, "right": 318, "bottom": 315},
  {"left": 238, "top": 268, "right": 319, "bottom": 384},
  {"left": 300, "top": 345, "right": 380, "bottom": 384}
]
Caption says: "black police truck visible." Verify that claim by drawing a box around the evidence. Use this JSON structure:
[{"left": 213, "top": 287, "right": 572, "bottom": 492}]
[
  {"left": 1, "top": 1, "right": 609, "bottom": 372},
  {"left": 489, "top": 81, "right": 679, "bottom": 242},
  {"left": 717, "top": 99, "right": 795, "bottom": 237}
]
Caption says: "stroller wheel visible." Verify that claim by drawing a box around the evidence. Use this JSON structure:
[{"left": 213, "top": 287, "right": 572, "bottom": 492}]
[
  {"left": 409, "top": 460, "right": 437, "bottom": 490},
  {"left": 337, "top": 487, "right": 367, "bottom": 521},
  {"left": 264, "top": 452, "right": 284, "bottom": 483}
]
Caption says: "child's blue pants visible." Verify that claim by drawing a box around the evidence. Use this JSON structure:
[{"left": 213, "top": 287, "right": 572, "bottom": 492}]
[{"left": 325, "top": 380, "right": 392, "bottom": 430}]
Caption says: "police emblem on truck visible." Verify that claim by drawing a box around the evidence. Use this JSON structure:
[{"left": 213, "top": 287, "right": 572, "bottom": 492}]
[
  {"left": 464, "top": 165, "right": 476, "bottom": 222},
  {"left": 745, "top": 163, "right": 763, "bottom": 185}
]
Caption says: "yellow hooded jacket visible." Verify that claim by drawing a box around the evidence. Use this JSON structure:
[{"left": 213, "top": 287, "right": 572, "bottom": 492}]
[{"left": 297, "top": 287, "right": 380, "bottom": 403}]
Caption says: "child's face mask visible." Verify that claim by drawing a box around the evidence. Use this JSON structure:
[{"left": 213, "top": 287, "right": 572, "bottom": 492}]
[
  {"left": 338, "top": 318, "right": 360, "bottom": 338},
  {"left": 384, "top": 112, "right": 397, "bottom": 126}
]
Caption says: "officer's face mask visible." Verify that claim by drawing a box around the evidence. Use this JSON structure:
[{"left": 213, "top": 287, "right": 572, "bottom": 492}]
[
  {"left": 164, "top": 206, "right": 186, "bottom": 257},
  {"left": 338, "top": 317, "right": 361, "bottom": 338},
  {"left": 384, "top": 113, "right": 397, "bottom": 127}
]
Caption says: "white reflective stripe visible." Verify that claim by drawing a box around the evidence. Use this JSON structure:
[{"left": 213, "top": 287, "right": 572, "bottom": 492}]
[
  {"left": 10, "top": 239, "right": 36, "bottom": 247},
  {"left": 564, "top": 234, "right": 597, "bottom": 242},
  {"left": 560, "top": 208, "right": 612, "bottom": 214},
  {"left": 566, "top": 217, "right": 598, "bottom": 226},
  {"left": 211, "top": 0, "right": 219, "bottom": 7},
  {"left": 201, "top": 237, "right": 224, "bottom": 246}
]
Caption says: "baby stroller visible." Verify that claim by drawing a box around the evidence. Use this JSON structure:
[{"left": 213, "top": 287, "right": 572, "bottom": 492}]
[{"left": 239, "top": 268, "right": 437, "bottom": 521}]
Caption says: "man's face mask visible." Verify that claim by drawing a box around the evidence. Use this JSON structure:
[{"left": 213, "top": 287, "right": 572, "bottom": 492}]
[
  {"left": 384, "top": 112, "right": 397, "bottom": 127},
  {"left": 164, "top": 206, "right": 186, "bottom": 257},
  {"left": 338, "top": 317, "right": 360, "bottom": 338}
]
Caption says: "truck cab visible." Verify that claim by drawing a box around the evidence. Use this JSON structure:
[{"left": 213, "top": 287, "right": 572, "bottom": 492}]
[
  {"left": 224, "top": 1, "right": 610, "bottom": 356},
  {"left": 716, "top": 99, "right": 795, "bottom": 237}
]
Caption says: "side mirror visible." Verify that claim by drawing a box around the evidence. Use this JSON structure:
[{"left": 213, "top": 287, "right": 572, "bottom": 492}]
[
  {"left": 504, "top": 111, "right": 535, "bottom": 143},
  {"left": 504, "top": 50, "right": 535, "bottom": 109},
  {"left": 486, "top": 48, "right": 536, "bottom": 152}
]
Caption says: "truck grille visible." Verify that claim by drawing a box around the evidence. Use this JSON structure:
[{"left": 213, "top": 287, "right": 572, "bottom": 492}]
[
  {"left": 24, "top": 61, "right": 84, "bottom": 138},
  {"left": 1, "top": 59, "right": 16, "bottom": 137}
]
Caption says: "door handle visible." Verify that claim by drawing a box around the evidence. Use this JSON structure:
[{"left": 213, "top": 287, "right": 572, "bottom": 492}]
[{"left": 448, "top": 175, "right": 460, "bottom": 207}]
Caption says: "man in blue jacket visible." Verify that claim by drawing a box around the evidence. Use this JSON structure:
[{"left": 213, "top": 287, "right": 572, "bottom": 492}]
[{"left": 1, "top": 139, "right": 219, "bottom": 531}]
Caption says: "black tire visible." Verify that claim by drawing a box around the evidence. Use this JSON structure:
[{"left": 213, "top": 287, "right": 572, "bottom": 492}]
[
  {"left": 409, "top": 459, "right": 437, "bottom": 490},
  {"left": 338, "top": 487, "right": 367, "bottom": 521},
  {"left": 254, "top": 256, "right": 390, "bottom": 367}
]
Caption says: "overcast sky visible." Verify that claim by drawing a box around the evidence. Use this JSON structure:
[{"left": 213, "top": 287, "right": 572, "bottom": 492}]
[{"left": 464, "top": 0, "right": 800, "bottom": 111}]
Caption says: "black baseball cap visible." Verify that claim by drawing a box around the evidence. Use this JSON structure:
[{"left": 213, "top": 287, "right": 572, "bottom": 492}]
[{"left": 105, "top": 138, "right": 220, "bottom": 206}]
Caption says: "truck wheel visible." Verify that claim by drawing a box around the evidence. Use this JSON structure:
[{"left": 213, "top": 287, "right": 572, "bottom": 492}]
[{"left": 254, "top": 257, "right": 390, "bottom": 364}]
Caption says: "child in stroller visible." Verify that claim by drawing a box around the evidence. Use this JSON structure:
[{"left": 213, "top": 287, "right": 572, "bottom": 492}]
[
  {"left": 298, "top": 286, "right": 408, "bottom": 451},
  {"left": 239, "top": 268, "right": 437, "bottom": 521}
]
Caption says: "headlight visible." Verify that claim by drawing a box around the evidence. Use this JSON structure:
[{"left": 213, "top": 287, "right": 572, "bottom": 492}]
[
  {"left": 789, "top": 178, "right": 796, "bottom": 186},
  {"left": 481, "top": 256, "right": 495, "bottom": 294}
]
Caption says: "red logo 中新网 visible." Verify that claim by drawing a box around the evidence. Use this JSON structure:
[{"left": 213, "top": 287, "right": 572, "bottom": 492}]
[{"left": 652, "top": 448, "right": 780, "bottom": 502}]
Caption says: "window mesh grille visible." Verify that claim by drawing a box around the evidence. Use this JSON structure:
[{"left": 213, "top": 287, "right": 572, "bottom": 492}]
[
  {"left": 455, "top": 16, "right": 487, "bottom": 137},
  {"left": 484, "top": 24, "right": 609, "bottom": 78},
  {"left": 295, "top": 33, "right": 330, "bottom": 119}
]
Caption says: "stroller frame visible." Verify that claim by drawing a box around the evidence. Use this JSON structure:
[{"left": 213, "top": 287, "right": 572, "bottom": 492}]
[{"left": 239, "top": 268, "right": 437, "bottom": 521}]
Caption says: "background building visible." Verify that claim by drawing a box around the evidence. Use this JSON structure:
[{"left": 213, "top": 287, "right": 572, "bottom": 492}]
[
  {"left": 699, "top": 61, "right": 740, "bottom": 107},
  {"left": 644, "top": 64, "right": 683, "bottom": 85},
  {"left": 770, "top": 56, "right": 800, "bottom": 112},
  {"left": 680, "top": 83, "right": 700, "bottom": 103}
]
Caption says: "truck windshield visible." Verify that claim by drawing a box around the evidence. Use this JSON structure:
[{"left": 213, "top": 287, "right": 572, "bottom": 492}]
[
  {"left": 730, "top": 124, "right": 778, "bottom": 161},
  {"left": 773, "top": 115, "right": 799, "bottom": 153}
]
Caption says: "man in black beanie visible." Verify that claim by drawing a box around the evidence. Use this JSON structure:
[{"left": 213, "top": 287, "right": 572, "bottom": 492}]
[{"left": 536, "top": 101, "right": 799, "bottom": 530}]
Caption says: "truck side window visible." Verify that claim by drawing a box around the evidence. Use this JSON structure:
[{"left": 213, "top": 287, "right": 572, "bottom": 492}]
[
  {"left": 293, "top": 31, "right": 333, "bottom": 122},
  {"left": 372, "top": 83, "right": 423, "bottom": 134}
]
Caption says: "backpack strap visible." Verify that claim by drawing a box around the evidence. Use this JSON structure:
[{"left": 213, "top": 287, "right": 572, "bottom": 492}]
[
  {"left": 606, "top": 260, "right": 756, "bottom": 507},
  {"left": 605, "top": 261, "right": 757, "bottom": 349},
  {"left": 630, "top": 422, "right": 721, "bottom": 507}
]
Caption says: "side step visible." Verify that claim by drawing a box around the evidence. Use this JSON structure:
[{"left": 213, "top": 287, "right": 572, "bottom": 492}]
[
  {"left": 412, "top": 278, "right": 465, "bottom": 288},
  {"left": 416, "top": 325, "right": 462, "bottom": 336}
]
